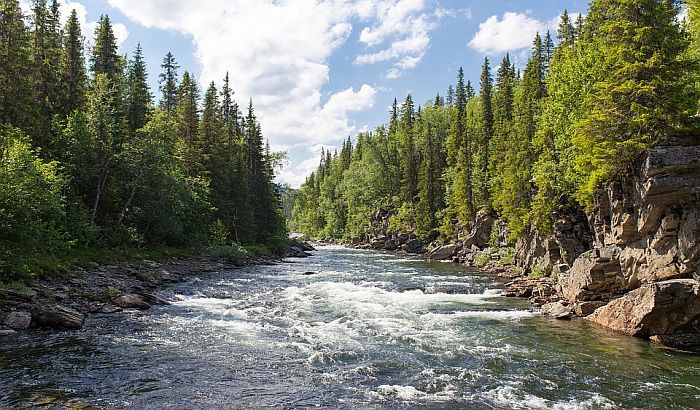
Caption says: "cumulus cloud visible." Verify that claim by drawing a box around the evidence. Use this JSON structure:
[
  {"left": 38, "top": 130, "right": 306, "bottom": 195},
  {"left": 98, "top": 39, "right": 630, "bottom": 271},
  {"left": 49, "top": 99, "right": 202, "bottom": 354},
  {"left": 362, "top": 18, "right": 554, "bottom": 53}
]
[
  {"left": 354, "top": 0, "right": 449, "bottom": 79},
  {"left": 469, "top": 11, "right": 555, "bottom": 55},
  {"left": 20, "top": 0, "right": 129, "bottom": 48}
]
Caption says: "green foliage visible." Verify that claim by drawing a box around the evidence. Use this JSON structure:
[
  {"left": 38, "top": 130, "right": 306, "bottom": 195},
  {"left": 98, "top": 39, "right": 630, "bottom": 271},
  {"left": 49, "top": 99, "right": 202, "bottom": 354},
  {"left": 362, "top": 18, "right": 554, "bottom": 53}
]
[
  {"left": 473, "top": 252, "right": 491, "bottom": 267},
  {"left": 0, "top": 126, "right": 68, "bottom": 278},
  {"left": 529, "top": 265, "right": 547, "bottom": 278},
  {"left": 0, "top": 9, "right": 287, "bottom": 280},
  {"left": 292, "top": 0, "right": 698, "bottom": 251}
]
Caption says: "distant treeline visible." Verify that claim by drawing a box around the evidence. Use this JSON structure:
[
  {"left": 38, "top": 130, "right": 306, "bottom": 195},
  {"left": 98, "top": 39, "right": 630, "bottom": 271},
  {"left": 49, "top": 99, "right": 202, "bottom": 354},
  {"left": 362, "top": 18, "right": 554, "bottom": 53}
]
[
  {"left": 291, "top": 0, "right": 699, "bottom": 242},
  {"left": 0, "top": 0, "right": 285, "bottom": 277}
]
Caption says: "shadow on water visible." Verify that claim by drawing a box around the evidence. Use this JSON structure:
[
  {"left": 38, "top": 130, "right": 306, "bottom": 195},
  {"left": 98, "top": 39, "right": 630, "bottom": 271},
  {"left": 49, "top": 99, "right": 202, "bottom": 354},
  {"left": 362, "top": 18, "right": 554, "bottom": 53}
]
[{"left": 1, "top": 245, "right": 699, "bottom": 408}]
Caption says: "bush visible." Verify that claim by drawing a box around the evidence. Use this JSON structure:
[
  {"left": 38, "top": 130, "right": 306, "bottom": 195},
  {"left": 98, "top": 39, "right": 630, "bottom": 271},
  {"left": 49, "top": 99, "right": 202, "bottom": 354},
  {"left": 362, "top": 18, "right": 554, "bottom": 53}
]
[
  {"left": 0, "top": 127, "right": 69, "bottom": 278},
  {"left": 473, "top": 251, "right": 491, "bottom": 267}
]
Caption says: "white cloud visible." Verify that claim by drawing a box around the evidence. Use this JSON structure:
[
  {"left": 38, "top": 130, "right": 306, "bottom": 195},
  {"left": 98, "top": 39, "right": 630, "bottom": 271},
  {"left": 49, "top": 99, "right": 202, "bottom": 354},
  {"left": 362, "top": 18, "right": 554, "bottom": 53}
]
[
  {"left": 20, "top": 0, "right": 129, "bottom": 48},
  {"left": 106, "top": 0, "right": 458, "bottom": 185},
  {"left": 469, "top": 11, "right": 554, "bottom": 55},
  {"left": 355, "top": 0, "right": 448, "bottom": 78}
]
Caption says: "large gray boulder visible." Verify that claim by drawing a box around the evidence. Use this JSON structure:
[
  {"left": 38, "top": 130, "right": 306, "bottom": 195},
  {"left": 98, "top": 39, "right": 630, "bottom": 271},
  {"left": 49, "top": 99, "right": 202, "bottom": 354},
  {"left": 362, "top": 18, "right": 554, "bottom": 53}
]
[
  {"left": 428, "top": 244, "right": 458, "bottom": 261},
  {"left": 32, "top": 305, "right": 85, "bottom": 329},
  {"left": 3, "top": 311, "right": 31, "bottom": 330},
  {"left": 559, "top": 247, "right": 627, "bottom": 303},
  {"left": 586, "top": 279, "right": 700, "bottom": 338}
]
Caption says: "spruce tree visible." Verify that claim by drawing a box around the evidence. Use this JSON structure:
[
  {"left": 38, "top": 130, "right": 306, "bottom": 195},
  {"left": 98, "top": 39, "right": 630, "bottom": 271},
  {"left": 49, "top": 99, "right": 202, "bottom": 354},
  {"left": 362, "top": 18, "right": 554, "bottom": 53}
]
[
  {"left": 574, "top": 0, "right": 695, "bottom": 202},
  {"left": 126, "top": 43, "right": 152, "bottom": 136},
  {"left": 176, "top": 71, "right": 201, "bottom": 175},
  {"left": 159, "top": 52, "right": 179, "bottom": 115},
  {"left": 479, "top": 57, "right": 493, "bottom": 208},
  {"left": 400, "top": 94, "right": 417, "bottom": 203},
  {"left": 558, "top": 10, "right": 576, "bottom": 46},
  {"left": 30, "top": 0, "right": 62, "bottom": 141},
  {"left": 90, "top": 15, "right": 120, "bottom": 81},
  {"left": 0, "top": 0, "right": 36, "bottom": 131},
  {"left": 60, "top": 9, "right": 87, "bottom": 117}
]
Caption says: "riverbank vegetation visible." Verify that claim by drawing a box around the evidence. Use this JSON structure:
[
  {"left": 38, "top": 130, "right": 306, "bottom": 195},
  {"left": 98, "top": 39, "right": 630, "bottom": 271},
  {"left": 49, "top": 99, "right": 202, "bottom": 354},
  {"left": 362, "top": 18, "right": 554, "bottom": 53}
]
[
  {"left": 291, "top": 0, "right": 699, "bottom": 244},
  {"left": 1, "top": 0, "right": 286, "bottom": 279}
]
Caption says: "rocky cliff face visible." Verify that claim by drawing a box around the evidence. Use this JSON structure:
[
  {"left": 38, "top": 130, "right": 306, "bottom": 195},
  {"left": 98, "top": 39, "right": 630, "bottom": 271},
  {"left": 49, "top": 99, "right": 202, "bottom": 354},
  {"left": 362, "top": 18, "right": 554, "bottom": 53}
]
[{"left": 552, "top": 136, "right": 700, "bottom": 349}]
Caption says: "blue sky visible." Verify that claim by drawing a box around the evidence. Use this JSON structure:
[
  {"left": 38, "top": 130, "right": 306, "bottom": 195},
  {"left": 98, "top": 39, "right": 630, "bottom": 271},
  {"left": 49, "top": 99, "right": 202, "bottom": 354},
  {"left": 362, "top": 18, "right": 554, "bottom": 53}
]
[{"left": 31, "top": 0, "right": 587, "bottom": 186}]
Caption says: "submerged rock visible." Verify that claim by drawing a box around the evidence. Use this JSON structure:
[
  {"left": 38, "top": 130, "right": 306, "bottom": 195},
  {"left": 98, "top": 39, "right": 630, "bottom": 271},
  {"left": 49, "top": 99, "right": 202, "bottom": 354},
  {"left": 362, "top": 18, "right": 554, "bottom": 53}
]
[
  {"left": 112, "top": 294, "right": 151, "bottom": 310},
  {"left": 586, "top": 279, "right": 700, "bottom": 338},
  {"left": 32, "top": 305, "right": 85, "bottom": 329}
]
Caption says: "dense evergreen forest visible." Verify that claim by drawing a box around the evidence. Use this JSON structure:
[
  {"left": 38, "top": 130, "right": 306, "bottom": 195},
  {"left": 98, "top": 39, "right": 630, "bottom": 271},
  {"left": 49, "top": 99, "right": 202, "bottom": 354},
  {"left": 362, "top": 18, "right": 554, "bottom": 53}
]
[
  {"left": 0, "top": 0, "right": 286, "bottom": 278},
  {"left": 292, "top": 0, "right": 700, "bottom": 247}
]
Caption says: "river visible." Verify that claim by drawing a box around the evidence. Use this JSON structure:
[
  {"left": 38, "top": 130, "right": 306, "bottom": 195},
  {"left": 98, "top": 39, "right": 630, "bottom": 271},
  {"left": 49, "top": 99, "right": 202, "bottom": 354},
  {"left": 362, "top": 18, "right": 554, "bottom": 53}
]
[{"left": 1, "top": 245, "right": 699, "bottom": 408}]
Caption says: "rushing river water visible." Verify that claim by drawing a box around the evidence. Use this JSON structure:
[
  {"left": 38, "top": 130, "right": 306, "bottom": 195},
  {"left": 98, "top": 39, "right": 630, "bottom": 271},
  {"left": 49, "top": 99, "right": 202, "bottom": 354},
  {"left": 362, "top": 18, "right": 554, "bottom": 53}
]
[{"left": 1, "top": 245, "right": 699, "bottom": 409}]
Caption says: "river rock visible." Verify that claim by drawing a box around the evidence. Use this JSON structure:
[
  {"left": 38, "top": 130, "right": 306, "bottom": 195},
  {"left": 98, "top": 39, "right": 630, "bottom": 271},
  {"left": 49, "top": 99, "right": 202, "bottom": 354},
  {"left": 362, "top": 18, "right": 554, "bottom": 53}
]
[
  {"left": 574, "top": 301, "right": 608, "bottom": 317},
  {"left": 32, "top": 305, "right": 85, "bottom": 329},
  {"left": 541, "top": 301, "right": 573, "bottom": 319},
  {"left": 141, "top": 293, "right": 171, "bottom": 306},
  {"left": 0, "top": 329, "right": 17, "bottom": 336},
  {"left": 649, "top": 333, "right": 700, "bottom": 352},
  {"left": 428, "top": 244, "right": 458, "bottom": 261},
  {"left": 586, "top": 279, "right": 700, "bottom": 338},
  {"left": 461, "top": 210, "right": 495, "bottom": 249},
  {"left": 402, "top": 239, "right": 424, "bottom": 254},
  {"left": 559, "top": 247, "right": 626, "bottom": 303},
  {"left": 385, "top": 239, "right": 398, "bottom": 251},
  {"left": 112, "top": 294, "right": 151, "bottom": 310},
  {"left": 3, "top": 311, "right": 31, "bottom": 330}
]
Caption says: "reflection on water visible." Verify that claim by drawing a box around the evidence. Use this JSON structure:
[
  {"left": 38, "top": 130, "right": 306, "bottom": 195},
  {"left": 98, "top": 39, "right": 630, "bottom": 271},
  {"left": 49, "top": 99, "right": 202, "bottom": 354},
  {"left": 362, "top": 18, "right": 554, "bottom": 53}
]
[{"left": 1, "top": 245, "right": 699, "bottom": 408}]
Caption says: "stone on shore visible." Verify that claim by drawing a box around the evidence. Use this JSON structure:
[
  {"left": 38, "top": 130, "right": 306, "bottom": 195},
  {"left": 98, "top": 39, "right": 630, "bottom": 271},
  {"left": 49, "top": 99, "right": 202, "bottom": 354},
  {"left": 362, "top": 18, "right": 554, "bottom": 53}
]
[
  {"left": 586, "top": 279, "right": 700, "bottom": 338},
  {"left": 428, "top": 244, "right": 459, "bottom": 261},
  {"left": 32, "top": 305, "right": 85, "bottom": 329},
  {"left": 3, "top": 311, "right": 32, "bottom": 330}
]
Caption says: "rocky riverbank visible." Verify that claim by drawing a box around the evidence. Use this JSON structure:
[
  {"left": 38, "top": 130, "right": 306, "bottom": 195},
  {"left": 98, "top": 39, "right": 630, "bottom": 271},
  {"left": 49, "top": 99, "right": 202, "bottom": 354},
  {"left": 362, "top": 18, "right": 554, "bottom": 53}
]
[
  {"left": 326, "top": 136, "right": 700, "bottom": 352},
  {"left": 0, "top": 242, "right": 315, "bottom": 335}
]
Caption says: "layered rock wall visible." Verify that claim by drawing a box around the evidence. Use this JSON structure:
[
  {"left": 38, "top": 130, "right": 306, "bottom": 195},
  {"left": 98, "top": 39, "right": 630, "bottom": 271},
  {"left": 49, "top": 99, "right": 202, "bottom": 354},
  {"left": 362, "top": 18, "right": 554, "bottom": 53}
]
[{"left": 554, "top": 136, "right": 700, "bottom": 348}]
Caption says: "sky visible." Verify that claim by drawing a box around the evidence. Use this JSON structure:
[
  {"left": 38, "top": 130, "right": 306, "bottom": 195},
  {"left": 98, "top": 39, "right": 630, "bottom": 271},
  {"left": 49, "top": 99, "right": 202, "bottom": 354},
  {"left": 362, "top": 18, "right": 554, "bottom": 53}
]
[{"left": 24, "top": 0, "right": 588, "bottom": 187}]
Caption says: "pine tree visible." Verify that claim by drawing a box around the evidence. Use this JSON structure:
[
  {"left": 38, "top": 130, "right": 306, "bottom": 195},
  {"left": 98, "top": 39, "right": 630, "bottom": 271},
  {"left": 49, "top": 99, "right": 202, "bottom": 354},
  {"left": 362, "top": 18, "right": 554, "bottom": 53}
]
[
  {"left": 0, "top": 0, "right": 36, "bottom": 131},
  {"left": 400, "top": 94, "right": 417, "bottom": 203},
  {"left": 60, "top": 8, "right": 87, "bottom": 117},
  {"left": 176, "top": 71, "right": 201, "bottom": 175},
  {"left": 159, "top": 52, "right": 179, "bottom": 115},
  {"left": 495, "top": 36, "right": 547, "bottom": 237},
  {"left": 479, "top": 57, "right": 493, "bottom": 208},
  {"left": 90, "top": 15, "right": 120, "bottom": 81},
  {"left": 558, "top": 10, "right": 576, "bottom": 46},
  {"left": 30, "top": 0, "right": 62, "bottom": 141},
  {"left": 488, "top": 54, "right": 516, "bottom": 208},
  {"left": 573, "top": 0, "right": 696, "bottom": 202},
  {"left": 126, "top": 43, "right": 152, "bottom": 136},
  {"left": 446, "top": 85, "right": 455, "bottom": 106},
  {"left": 456, "top": 66, "right": 474, "bottom": 216}
]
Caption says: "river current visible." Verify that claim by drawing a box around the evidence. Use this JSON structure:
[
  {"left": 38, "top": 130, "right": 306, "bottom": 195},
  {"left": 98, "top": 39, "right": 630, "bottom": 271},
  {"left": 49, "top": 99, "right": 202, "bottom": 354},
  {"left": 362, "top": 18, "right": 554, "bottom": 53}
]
[{"left": 1, "top": 245, "right": 699, "bottom": 408}]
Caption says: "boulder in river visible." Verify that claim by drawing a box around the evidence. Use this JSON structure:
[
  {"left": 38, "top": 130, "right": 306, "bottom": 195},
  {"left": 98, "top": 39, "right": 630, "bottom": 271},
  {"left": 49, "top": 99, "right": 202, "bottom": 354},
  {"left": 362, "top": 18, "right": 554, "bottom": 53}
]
[
  {"left": 428, "top": 244, "right": 458, "bottom": 261},
  {"left": 3, "top": 311, "right": 32, "bottom": 330},
  {"left": 541, "top": 301, "right": 573, "bottom": 320},
  {"left": 112, "top": 294, "right": 151, "bottom": 310},
  {"left": 0, "top": 329, "right": 17, "bottom": 336},
  {"left": 32, "top": 305, "right": 85, "bottom": 329},
  {"left": 586, "top": 279, "right": 700, "bottom": 338}
]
